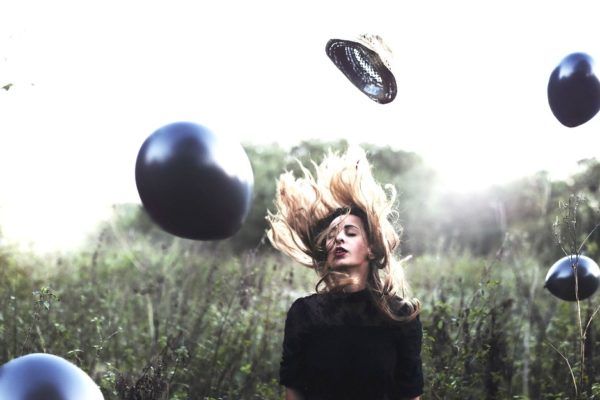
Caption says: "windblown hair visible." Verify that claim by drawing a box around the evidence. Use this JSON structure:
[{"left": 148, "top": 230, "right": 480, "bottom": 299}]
[{"left": 267, "top": 146, "right": 420, "bottom": 322}]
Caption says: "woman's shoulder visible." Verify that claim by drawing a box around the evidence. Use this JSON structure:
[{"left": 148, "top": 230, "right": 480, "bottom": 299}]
[
  {"left": 287, "top": 292, "right": 320, "bottom": 312},
  {"left": 284, "top": 292, "right": 325, "bottom": 327},
  {"left": 287, "top": 291, "right": 348, "bottom": 320}
]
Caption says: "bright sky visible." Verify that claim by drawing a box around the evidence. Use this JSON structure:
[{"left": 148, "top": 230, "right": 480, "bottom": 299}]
[{"left": 2, "top": 0, "right": 600, "bottom": 252}]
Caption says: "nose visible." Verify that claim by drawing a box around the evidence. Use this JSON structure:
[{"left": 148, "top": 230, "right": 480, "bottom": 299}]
[{"left": 334, "top": 229, "right": 345, "bottom": 243}]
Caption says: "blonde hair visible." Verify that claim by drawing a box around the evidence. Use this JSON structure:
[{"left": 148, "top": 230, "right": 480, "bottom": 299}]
[{"left": 267, "top": 146, "right": 420, "bottom": 321}]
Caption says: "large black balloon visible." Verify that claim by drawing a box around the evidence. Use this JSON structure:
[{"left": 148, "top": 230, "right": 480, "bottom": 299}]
[
  {"left": 0, "top": 353, "right": 104, "bottom": 400},
  {"left": 135, "top": 121, "right": 253, "bottom": 240},
  {"left": 544, "top": 254, "right": 600, "bottom": 301},
  {"left": 547, "top": 52, "right": 600, "bottom": 127}
]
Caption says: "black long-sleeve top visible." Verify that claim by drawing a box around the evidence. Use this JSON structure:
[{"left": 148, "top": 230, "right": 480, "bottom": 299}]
[{"left": 280, "top": 289, "right": 423, "bottom": 400}]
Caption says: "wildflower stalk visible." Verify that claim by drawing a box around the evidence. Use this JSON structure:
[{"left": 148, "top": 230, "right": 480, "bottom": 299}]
[{"left": 553, "top": 195, "right": 600, "bottom": 397}]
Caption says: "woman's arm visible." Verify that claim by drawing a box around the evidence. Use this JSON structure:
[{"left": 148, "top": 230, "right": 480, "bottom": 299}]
[
  {"left": 286, "top": 387, "right": 304, "bottom": 400},
  {"left": 394, "top": 315, "right": 424, "bottom": 400},
  {"left": 280, "top": 300, "right": 307, "bottom": 398}
]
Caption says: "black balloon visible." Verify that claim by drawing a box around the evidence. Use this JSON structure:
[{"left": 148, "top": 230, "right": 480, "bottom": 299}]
[
  {"left": 135, "top": 121, "right": 254, "bottom": 240},
  {"left": 0, "top": 353, "right": 104, "bottom": 400},
  {"left": 544, "top": 254, "right": 600, "bottom": 301},
  {"left": 548, "top": 52, "right": 600, "bottom": 127}
]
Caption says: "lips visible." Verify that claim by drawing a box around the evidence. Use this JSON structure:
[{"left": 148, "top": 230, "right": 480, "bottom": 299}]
[{"left": 334, "top": 247, "right": 348, "bottom": 257}]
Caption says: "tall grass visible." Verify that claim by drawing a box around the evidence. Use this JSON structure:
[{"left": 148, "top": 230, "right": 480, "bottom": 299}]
[
  {"left": 409, "top": 233, "right": 600, "bottom": 399},
  {"left": 2, "top": 223, "right": 600, "bottom": 399}
]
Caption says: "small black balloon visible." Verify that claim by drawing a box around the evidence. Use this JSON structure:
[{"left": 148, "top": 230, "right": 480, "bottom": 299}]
[
  {"left": 548, "top": 52, "right": 600, "bottom": 127},
  {"left": 135, "top": 122, "right": 254, "bottom": 240},
  {"left": 544, "top": 255, "right": 600, "bottom": 301},
  {"left": 0, "top": 353, "right": 104, "bottom": 400}
]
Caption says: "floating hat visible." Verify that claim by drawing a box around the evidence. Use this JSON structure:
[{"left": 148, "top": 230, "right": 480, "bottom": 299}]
[{"left": 325, "top": 33, "right": 397, "bottom": 104}]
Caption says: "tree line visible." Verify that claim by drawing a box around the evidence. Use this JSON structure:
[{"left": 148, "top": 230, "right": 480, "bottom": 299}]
[{"left": 114, "top": 139, "right": 600, "bottom": 266}]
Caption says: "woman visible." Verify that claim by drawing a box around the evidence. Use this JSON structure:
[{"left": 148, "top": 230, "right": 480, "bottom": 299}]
[{"left": 267, "top": 146, "right": 423, "bottom": 400}]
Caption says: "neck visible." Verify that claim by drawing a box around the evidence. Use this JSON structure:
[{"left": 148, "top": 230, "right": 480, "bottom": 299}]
[
  {"left": 339, "top": 264, "right": 369, "bottom": 292},
  {"left": 343, "top": 283, "right": 367, "bottom": 293}
]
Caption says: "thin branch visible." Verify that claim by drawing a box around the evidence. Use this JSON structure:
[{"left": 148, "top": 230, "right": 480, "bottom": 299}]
[
  {"left": 547, "top": 341, "right": 578, "bottom": 398},
  {"left": 578, "top": 222, "right": 600, "bottom": 254},
  {"left": 584, "top": 303, "right": 600, "bottom": 337}
]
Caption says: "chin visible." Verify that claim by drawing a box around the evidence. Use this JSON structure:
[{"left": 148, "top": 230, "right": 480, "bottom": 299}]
[{"left": 329, "top": 262, "right": 351, "bottom": 270}]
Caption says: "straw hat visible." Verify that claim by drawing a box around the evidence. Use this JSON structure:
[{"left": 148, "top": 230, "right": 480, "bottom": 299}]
[{"left": 325, "top": 33, "right": 397, "bottom": 104}]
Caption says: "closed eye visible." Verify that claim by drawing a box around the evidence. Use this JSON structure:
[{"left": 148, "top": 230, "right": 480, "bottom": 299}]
[{"left": 345, "top": 226, "right": 359, "bottom": 236}]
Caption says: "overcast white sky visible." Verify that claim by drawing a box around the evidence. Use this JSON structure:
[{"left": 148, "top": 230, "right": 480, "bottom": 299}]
[{"left": 3, "top": 0, "right": 600, "bottom": 252}]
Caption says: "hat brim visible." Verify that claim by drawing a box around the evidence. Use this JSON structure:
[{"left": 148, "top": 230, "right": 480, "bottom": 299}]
[{"left": 326, "top": 38, "right": 397, "bottom": 104}]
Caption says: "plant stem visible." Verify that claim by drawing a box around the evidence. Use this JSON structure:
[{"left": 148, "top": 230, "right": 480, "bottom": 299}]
[
  {"left": 573, "top": 257, "right": 585, "bottom": 389},
  {"left": 548, "top": 341, "right": 578, "bottom": 398}
]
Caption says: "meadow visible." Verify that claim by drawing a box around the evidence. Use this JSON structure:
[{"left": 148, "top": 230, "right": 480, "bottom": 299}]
[
  {"left": 2, "top": 216, "right": 600, "bottom": 399},
  {"left": 2, "top": 141, "right": 600, "bottom": 399}
]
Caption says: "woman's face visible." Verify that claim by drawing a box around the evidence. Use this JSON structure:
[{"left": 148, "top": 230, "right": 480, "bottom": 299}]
[{"left": 326, "top": 214, "right": 371, "bottom": 270}]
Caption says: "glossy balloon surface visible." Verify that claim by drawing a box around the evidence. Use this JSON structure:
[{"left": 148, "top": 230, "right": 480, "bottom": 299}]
[
  {"left": 135, "top": 122, "right": 254, "bottom": 240},
  {"left": 0, "top": 353, "right": 104, "bottom": 400},
  {"left": 544, "top": 255, "right": 600, "bottom": 301},
  {"left": 548, "top": 52, "right": 600, "bottom": 127}
]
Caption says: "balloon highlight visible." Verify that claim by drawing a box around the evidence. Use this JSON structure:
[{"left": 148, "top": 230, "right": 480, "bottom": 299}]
[{"left": 0, "top": 353, "right": 104, "bottom": 400}]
